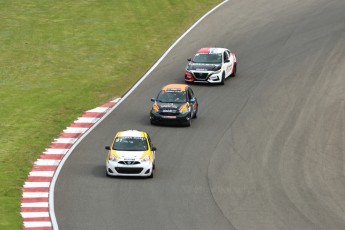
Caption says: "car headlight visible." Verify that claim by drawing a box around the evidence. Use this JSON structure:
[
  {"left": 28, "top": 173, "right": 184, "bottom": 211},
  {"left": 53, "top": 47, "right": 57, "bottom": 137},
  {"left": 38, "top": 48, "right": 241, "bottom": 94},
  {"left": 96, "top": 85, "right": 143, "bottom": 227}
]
[
  {"left": 141, "top": 155, "right": 150, "bottom": 162},
  {"left": 179, "top": 103, "right": 190, "bottom": 114},
  {"left": 152, "top": 103, "right": 159, "bottom": 113},
  {"left": 212, "top": 69, "right": 222, "bottom": 74},
  {"left": 185, "top": 71, "right": 193, "bottom": 79},
  {"left": 109, "top": 154, "right": 118, "bottom": 161}
]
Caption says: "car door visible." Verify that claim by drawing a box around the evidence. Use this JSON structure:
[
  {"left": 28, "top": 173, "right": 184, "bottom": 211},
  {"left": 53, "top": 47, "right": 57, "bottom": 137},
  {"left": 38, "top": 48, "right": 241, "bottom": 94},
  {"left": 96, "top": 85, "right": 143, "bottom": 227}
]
[
  {"left": 223, "top": 50, "right": 232, "bottom": 78},
  {"left": 187, "top": 87, "right": 197, "bottom": 115},
  {"left": 147, "top": 134, "right": 155, "bottom": 161}
]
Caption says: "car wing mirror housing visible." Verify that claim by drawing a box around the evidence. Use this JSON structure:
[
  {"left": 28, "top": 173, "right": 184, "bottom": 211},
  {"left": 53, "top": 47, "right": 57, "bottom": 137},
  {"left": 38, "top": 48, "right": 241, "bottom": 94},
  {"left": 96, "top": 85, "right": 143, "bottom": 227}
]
[
  {"left": 187, "top": 58, "right": 191, "bottom": 62},
  {"left": 151, "top": 98, "right": 156, "bottom": 102},
  {"left": 105, "top": 146, "right": 110, "bottom": 150},
  {"left": 190, "top": 98, "right": 196, "bottom": 103},
  {"left": 152, "top": 147, "right": 157, "bottom": 151}
]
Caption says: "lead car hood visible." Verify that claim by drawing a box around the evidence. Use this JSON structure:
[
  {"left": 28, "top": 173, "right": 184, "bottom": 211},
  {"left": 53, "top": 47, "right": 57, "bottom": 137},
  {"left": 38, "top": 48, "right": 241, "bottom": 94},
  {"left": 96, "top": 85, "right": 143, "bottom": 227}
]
[
  {"left": 116, "top": 150, "right": 145, "bottom": 159},
  {"left": 187, "top": 63, "right": 221, "bottom": 71}
]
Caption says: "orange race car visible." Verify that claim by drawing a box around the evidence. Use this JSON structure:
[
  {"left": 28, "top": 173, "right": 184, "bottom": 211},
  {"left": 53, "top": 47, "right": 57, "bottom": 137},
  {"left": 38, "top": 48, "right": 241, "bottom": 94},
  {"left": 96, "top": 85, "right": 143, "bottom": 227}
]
[{"left": 150, "top": 84, "right": 198, "bottom": 127}]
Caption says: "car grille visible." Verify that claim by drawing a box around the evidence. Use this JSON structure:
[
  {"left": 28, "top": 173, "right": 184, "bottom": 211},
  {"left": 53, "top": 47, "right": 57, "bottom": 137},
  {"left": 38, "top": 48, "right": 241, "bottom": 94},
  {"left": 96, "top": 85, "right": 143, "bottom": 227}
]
[
  {"left": 193, "top": 72, "right": 209, "bottom": 80},
  {"left": 115, "top": 167, "right": 143, "bottom": 174},
  {"left": 160, "top": 112, "right": 178, "bottom": 116},
  {"left": 160, "top": 109, "right": 179, "bottom": 116},
  {"left": 118, "top": 161, "right": 140, "bottom": 165}
]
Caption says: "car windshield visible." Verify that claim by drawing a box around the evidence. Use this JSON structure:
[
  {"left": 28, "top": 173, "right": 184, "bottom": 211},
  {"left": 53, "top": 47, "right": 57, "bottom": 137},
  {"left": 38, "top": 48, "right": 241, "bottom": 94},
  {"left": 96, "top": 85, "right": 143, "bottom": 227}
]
[
  {"left": 156, "top": 90, "right": 187, "bottom": 103},
  {"left": 192, "top": 53, "right": 222, "bottom": 64},
  {"left": 113, "top": 137, "right": 148, "bottom": 151}
]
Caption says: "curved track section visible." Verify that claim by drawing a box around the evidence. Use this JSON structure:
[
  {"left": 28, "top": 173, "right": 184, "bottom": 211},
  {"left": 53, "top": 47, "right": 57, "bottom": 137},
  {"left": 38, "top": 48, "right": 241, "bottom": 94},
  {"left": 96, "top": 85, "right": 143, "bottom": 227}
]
[{"left": 55, "top": 0, "right": 345, "bottom": 229}]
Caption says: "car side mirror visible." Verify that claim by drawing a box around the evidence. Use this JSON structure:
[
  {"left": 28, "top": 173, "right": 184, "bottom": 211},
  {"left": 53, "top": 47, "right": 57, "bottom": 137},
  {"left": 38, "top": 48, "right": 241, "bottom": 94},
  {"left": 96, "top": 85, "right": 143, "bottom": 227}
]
[
  {"left": 187, "top": 58, "right": 191, "bottom": 62},
  {"left": 151, "top": 98, "right": 156, "bottom": 102},
  {"left": 105, "top": 146, "right": 110, "bottom": 150},
  {"left": 189, "top": 98, "right": 195, "bottom": 103},
  {"left": 152, "top": 147, "right": 157, "bottom": 151}
]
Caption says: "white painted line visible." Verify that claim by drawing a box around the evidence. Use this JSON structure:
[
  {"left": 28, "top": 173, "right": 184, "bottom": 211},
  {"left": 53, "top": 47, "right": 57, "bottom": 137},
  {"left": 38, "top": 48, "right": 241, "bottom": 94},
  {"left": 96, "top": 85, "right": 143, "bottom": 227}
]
[
  {"left": 43, "top": 148, "right": 69, "bottom": 155},
  {"left": 53, "top": 138, "right": 77, "bottom": 144},
  {"left": 21, "top": 212, "right": 49, "bottom": 218},
  {"left": 29, "top": 171, "right": 54, "bottom": 177},
  {"left": 112, "top": 98, "right": 121, "bottom": 103},
  {"left": 49, "top": 1, "right": 229, "bottom": 229},
  {"left": 23, "top": 192, "right": 49, "bottom": 198},
  {"left": 22, "top": 202, "right": 49, "bottom": 208},
  {"left": 63, "top": 127, "right": 88, "bottom": 134},
  {"left": 75, "top": 117, "right": 99, "bottom": 123},
  {"left": 24, "top": 182, "right": 50, "bottom": 188},
  {"left": 35, "top": 159, "right": 60, "bottom": 166},
  {"left": 87, "top": 107, "right": 109, "bottom": 113},
  {"left": 24, "top": 221, "right": 52, "bottom": 228}
]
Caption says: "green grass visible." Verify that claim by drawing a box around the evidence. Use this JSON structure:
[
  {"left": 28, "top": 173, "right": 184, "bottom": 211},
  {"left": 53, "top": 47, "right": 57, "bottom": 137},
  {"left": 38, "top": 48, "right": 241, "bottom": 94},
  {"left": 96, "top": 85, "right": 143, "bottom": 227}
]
[{"left": 0, "top": 0, "right": 222, "bottom": 228}]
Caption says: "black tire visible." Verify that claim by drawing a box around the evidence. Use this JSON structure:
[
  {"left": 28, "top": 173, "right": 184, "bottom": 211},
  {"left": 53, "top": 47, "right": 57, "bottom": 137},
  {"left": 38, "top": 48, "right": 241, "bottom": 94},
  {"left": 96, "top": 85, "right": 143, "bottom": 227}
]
[
  {"left": 231, "top": 64, "right": 237, "bottom": 77},
  {"left": 186, "top": 116, "right": 192, "bottom": 127},
  {"left": 148, "top": 170, "right": 154, "bottom": 178},
  {"left": 192, "top": 106, "right": 198, "bottom": 119},
  {"left": 220, "top": 72, "right": 225, "bottom": 85}
]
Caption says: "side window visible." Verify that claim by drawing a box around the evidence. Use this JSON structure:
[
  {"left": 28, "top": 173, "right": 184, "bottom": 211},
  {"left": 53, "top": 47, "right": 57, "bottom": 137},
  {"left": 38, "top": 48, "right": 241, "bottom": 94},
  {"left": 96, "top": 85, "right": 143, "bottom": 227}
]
[
  {"left": 226, "top": 50, "right": 231, "bottom": 59},
  {"left": 189, "top": 88, "right": 194, "bottom": 98},
  {"left": 187, "top": 88, "right": 193, "bottom": 100},
  {"left": 224, "top": 51, "right": 229, "bottom": 62}
]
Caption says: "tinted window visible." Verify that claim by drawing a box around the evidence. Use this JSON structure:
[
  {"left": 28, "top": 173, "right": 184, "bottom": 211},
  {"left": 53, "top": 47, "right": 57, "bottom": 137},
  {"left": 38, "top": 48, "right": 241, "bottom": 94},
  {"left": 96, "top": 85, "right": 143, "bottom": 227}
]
[
  {"left": 223, "top": 51, "right": 229, "bottom": 62},
  {"left": 156, "top": 91, "right": 187, "bottom": 103},
  {"left": 192, "top": 53, "right": 222, "bottom": 64},
  {"left": 187, "top": 88, "right": 193, "bottom": 100},
  {"left": 113, "top": 137, "right": 148, "bottom": 151}
]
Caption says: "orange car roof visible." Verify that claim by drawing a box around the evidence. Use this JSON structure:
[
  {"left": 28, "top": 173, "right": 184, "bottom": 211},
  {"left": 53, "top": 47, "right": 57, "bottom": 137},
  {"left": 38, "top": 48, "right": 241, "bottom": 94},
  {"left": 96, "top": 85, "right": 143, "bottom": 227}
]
[{"left": 162, "top": 84, "right": 187, "bottom": 92}]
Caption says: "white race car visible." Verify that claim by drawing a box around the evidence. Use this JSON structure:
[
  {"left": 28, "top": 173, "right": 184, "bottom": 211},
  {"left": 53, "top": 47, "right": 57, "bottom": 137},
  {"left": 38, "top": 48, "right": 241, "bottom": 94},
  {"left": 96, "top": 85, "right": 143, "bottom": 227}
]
[
  {"left": 184, "top": 47, "right": 237, "bottom": 85},
  {"left": 105, "top": 130, "right": 156, "bottom": 178}
]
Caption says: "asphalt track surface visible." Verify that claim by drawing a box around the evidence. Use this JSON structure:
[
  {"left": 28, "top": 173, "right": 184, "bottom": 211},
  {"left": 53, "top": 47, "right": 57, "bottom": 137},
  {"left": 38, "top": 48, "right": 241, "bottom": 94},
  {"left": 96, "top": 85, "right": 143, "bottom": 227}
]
[{"left": 54, "top": 0, "right": 345, "bottom": 229}]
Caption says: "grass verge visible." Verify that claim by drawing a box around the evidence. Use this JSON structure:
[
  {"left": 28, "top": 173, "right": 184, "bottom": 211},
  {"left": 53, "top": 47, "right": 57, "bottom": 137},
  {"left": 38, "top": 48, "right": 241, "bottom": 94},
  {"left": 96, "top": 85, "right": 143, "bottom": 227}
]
[{"left": 0, "top": 0, "right": 222, "bottom": 228}]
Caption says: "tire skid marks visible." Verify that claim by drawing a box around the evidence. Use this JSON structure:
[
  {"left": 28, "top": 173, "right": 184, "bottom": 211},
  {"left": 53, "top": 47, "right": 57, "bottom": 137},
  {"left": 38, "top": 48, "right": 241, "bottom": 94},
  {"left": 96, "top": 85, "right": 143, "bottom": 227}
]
[{"left": 21, "top": 98, "right": 120, "bottom": 229}]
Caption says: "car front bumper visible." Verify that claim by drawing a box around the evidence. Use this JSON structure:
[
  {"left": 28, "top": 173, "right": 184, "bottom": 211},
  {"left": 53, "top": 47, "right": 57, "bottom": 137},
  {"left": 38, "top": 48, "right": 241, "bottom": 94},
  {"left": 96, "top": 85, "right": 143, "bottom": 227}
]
[
  {"left": 185, "top": 71, "right": 222, "bottom": 84},
  {"left": 150, "top": 111, "right": 191, "bottom": 125},
  {"left": 106, "top": 160, "right": 153, "bottom": 177}
]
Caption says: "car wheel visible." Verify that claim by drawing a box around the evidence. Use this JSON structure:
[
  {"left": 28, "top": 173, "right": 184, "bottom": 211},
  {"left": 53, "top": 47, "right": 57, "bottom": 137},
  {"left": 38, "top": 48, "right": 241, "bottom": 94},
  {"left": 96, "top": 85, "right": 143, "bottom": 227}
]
[
  {"left": 231, "top": 63, "right": 237, "bottom": 77},
  {"left": 192, "top": 107, "right": 198, "bottom": 119},
  {"left": 186, "top": 116, "right": 192, "bottom": 127},
  {"left": 220, "top": 72, "right": 225, "bottom": 85},
  {"left": 148, "top": 169, "right": 154, "bottom": 178}
]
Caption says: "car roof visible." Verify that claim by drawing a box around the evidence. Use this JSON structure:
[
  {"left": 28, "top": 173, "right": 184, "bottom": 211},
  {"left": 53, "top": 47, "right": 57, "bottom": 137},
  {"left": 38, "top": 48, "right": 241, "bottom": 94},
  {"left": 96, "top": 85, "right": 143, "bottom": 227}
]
[
  {"left": 116, "top": 130, "right": 146, "bottom": 138},
  {"left": 196, "top": 47, "right": 228, "bottom": 54},
  {"left": 161, "top": 84, "right": 188, "bottom": 92}
]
